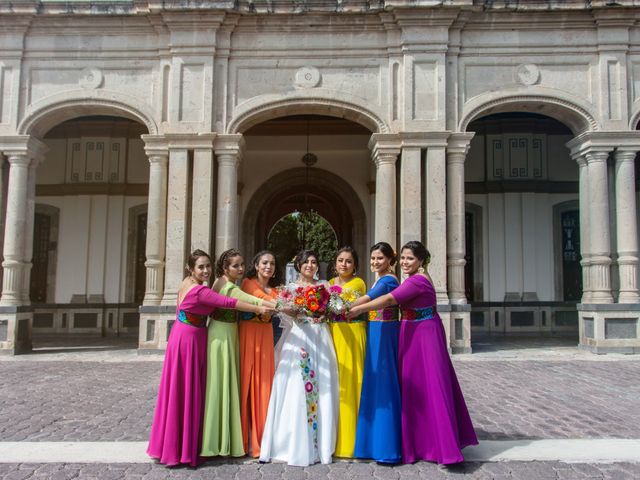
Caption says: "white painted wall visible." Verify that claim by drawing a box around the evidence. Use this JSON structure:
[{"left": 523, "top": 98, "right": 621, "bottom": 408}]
[
  {"left": 37, "top": 194, "right": 147, "bottom": 303},
  {"left": 467, "top": 192, "right": 578, "bottom": 302}
]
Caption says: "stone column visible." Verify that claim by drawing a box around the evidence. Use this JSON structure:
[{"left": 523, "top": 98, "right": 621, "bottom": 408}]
[
  {"left": 143, "top": 152, "right": 168, "bottom": 306},
  {"left": 214, "top": 135, "right": 244, "bottom": 259},
  {"left": 585, "top": 150, "right": 613, "bottom": 304},
  {"left": 446, "top": 133, "right": 473, "bottom": 304},
  {"left": 614, "top": 149, "right": 640, "bottom": 303},
  {"left": 161, "top": 148, "right": 189, "bottom": 306},
  {"left": 1, "top": 154, "right": 31, "bottom": 306},
  {"left": 20, "top": 160, "right": 39, "bottom": 303},
  {"left": 369, "top": 136, "right": 400, "bottom": 248},
  {"left": 575, "top": 154, "right": 592, "bottom": 303},
  {"left": 191, "top": 147, "right": 215, "bottom": 254}
]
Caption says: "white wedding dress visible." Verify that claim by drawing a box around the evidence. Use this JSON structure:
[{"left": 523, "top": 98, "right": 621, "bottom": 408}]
[{"left": 259, "top": 311, "right": 339, "bottom": 466}]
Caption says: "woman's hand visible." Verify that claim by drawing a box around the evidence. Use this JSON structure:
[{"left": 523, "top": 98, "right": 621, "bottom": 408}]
[
  {"left": 256, "top": 305, "right": 275, "bottom": 316},
  {"left": 346, "top": 305, "right": 364, "bottom": 320},
  {"left": 278, "top": 306, "right": 297, "bottom": 316}
]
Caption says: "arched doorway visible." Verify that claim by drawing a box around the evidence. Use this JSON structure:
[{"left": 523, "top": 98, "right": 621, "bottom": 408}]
[
  {"left": 243, "top": 166, "right": 367, "bottom": 280},
  {"left": 267, "top": 211, "right": 338, "bottom": 282},
  {"left": 240, "top": 115, "right": 370, "bottom": 281},
  {"left": 28, "top": 114, "right": 150, "bottom": 350},
  {"left": 464, "top": 111, "right": 581, "bottom": 350}
]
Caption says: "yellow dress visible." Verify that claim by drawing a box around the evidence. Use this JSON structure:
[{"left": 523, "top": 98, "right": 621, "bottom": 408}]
[{"left": 329, "top": 276, "right": 367, "bottom": 458}]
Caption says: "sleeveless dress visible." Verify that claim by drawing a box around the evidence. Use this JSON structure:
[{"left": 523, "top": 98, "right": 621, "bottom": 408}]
[
  {"left": 259, "top": 283, "right": 339, "bottom": 466},
  {"left": 353, "top": 275, "right": 402, "bottom": 463},
  {"left": 239, "top": 277, "right": 277, "bottom": 457},
  {"left": 200, "top": 281, "right": 262, "bottom": 457},
  {"left": 328, "top": 276, "right": 367, "bottom": 458},
  {"left": 391, "top": 274, "right": 478, "bottom": 464},
  {"left": 147, "top": 285, "right": 237, "bottom": 467}
]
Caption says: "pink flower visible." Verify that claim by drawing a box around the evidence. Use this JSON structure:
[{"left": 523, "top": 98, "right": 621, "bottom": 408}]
[
  {"left": 329, "top": 285, "right": 342, "bottom": 294},
  {"left": 305, "top": 381, "right": 313, "bottom": 392}
]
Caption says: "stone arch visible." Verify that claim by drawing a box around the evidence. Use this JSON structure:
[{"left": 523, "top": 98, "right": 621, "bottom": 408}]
[
  {"left": 459, "top": 89, "right": 598, "bottom": 135},
  {"left": 242, "top": 167, "right": 367, "bottom": 271},
  {"left": 628, "top": 101, "right": 640, "bottom": 130},
  {"left": 228, "top": 91, "right": 389, "bottom": 134},
  {"left": 18, "top": 92, "right": 157, "bottom": 137}
]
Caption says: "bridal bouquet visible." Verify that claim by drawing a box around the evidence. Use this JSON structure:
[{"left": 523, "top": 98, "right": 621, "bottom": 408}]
[{"left": 275, "top": 284, "right": 358, "bottom": 324}]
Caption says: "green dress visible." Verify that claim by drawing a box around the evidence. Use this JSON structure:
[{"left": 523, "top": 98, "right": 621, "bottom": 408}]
[{"left": 201, "top": 282, "right": 262, "bottom": 457}]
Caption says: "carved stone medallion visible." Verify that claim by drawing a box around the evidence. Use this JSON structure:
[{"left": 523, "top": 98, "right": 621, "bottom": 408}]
[
  {"left": 515, "top": 64, "right": 540, "bottom": 86},
  {"left": 79, "top": 67, "right": 104, "bottom": 89},
  {"left": 294, "top": 66, "right": 321, "bottom": 89}
]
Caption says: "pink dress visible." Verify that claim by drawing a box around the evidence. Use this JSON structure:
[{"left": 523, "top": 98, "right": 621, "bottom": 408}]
[
  {"left": 147, "top": 284, "right": 238, "bottom": 467},
  {"left": 391, "top": 274, "right": 478, "bottom": 464}
]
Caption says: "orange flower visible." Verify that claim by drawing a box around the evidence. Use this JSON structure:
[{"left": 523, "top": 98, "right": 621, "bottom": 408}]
[
  {"left": 294, "top": 296, "right": 305, "bottom": 306},
  {"left": 308, "top": 300, "right": 320, "bottom": 312}
]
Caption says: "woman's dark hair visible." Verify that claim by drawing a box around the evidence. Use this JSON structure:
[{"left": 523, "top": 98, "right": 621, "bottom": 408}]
[
  {"left": 370, "top": 241, "right": 397, "bottom": 266},
  {"left": 330, "top": 246, "right": 359, "bottom": 277},
  {"left": 401, "top": 240, "right": 431, "bottom": 265},
  {"left": 215, "top": 248, "right": 243, "bottom": 278},
  {"left": 185, "top": 249, "right": 212, "bottom": 276},
  {"left": 294, "top": 249, "right": 319, "bottom": 272},
  {"left": 245, "top": 250, "right": 279, "bottom": 287}
]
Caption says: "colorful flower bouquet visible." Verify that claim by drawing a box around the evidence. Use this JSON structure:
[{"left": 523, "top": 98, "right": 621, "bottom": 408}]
[{"left": 275, "top": 283, "right": 358, "bottom": 324}]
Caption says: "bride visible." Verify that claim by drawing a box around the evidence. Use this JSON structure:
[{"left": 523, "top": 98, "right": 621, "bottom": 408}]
[{"left": 259, "top": 250, "right": 339, "bottom": 466}]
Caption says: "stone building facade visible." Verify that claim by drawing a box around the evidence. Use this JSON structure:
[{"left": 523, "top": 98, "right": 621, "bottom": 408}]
[{"left": 1, "top": 0, "right": 639, "bottom": 354}]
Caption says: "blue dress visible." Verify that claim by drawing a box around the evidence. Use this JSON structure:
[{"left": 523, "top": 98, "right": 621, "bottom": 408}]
[{"left": 353, "top": 275, "right": 402, "bottom": 463}]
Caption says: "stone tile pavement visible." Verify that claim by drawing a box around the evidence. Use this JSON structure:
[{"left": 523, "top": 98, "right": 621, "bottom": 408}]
[
  {"left": 1, "top": 460, "right": 640, "bottom": 480},
  {"left": 1, "top": 359, "right": 639, "bottom": 442},
  {"left": 1, "top": 340, "right": 639, "bottom": 478}
]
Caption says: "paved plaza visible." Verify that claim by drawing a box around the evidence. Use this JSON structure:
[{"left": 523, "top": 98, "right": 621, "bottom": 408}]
[{"left": 1, "top": 336, "right": 639, "bottom": 479}]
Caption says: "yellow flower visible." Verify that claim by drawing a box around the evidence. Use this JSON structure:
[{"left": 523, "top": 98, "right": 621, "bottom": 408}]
[{"left": 341, "top": 290, "right": 357, "bottom": 303}]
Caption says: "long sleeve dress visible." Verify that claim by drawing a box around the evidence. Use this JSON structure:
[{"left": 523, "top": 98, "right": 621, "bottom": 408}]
[
  {"left": 200, "top": 281, "right": 263, "bottom": 457},
  {"left": 328, "top": 276, "right": 367, "bottom": 458},
  {"left": 147, "top": 284, "right": 238, "bottom": 467},
  {"left": 239, "top": 277, "right": 277, "bottom": 458},
  {"left": 353, "top": 274, "right": 402, "bottom": 464},
  {"left": 391, "top": 274, "right": 478, "bottom": 464}
]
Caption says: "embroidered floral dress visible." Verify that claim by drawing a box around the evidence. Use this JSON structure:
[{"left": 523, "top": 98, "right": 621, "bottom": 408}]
[{"left": 259, "top": 284, "right": 339, "bottom": 467}]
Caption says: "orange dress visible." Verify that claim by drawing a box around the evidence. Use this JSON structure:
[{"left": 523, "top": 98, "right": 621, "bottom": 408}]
[{"left": 239, "top": 277, "right": 277, "bottom": 457}]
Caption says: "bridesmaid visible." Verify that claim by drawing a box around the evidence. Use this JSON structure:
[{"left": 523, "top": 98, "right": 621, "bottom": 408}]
[
  {"left": 349, "top": 241, "right": 478, "bottom": 464},
  {"left": 147, "top": 249, "right": 270, "bottom": 467},
  {"left": 239, "top": 250, "right": 279, "bottom": 458},
  {"left": 328, "top": 246, "right": 366, "bottom": 458},
  {"left": 347, "top": 241, "right": 402, "bottom": 464},
  {"left": 201, "top": 249, "right": 276, "bottom": 458}
]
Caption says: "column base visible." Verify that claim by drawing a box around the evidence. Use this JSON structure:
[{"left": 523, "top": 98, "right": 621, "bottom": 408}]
[
  {"left": 0, "top": 307, "right": 33, "bottom": 355},
  {"left": 439, "top": 303, "right": 472, "bottom": 354},
  {"left": 138, "top": 305, "right": 176, "bottom": 352},
  {"left": 578, "top": 303, "right": 640, "bottom": 354}
]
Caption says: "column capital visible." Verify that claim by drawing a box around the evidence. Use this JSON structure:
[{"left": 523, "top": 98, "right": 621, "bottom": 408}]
[
  {"left": 585, "top": 150, "right": 610, "bottom": 164},
  {"left": 148, "top": 154, "right": 169, "bottom": 166},
  {"left": 614, "top": 148, "right": 638, "bottom": 163},
  {"left": 0, "top": 135, "right": 48, "bottom": 163},
  {"left": 142, "top": 134, "right": 169, "bottom": 158},
  {"left": 369, "top": 133, "right": 401, "bottom": 166},
  {"left": 446, "top": 132, "right": 475, "bottom": 157},
  {"left": 214, "top": 134, "right": 245, "bottom": 156}
]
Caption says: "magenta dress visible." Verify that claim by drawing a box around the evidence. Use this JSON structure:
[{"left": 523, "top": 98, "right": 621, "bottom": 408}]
[
  {"left": 147, "top": 284, "right": 238, "bottom": 467},
  {"left": 391, "top": 275, "right": 478, "bottom": 464}
]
